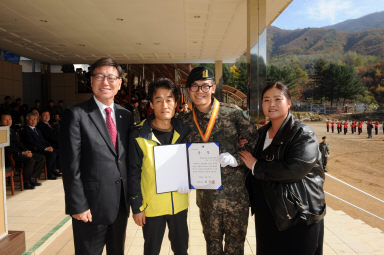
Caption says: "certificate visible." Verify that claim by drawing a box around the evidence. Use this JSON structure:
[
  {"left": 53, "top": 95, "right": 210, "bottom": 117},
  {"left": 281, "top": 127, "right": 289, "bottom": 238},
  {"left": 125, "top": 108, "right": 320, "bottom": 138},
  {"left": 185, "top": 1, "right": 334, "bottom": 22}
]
[
  {"left": 188, "top": 142, "right": 222, "bottom": 190},
  {"left": 154, "top": 144, "right": 189, "bottom": 194}
]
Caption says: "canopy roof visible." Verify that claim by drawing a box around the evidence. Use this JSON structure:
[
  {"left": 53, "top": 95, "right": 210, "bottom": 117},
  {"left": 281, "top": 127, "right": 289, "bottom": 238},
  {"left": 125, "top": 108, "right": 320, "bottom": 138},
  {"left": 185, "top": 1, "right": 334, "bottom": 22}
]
[{"left": 0, "top": 0, "right": 291, "bottom": 64}]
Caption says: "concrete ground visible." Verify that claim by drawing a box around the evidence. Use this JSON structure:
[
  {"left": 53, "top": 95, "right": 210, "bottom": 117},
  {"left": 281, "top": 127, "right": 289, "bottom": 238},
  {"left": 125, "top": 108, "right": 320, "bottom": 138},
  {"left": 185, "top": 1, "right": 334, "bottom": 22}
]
[{"left": 5, "top": 177, "right": 384, "bottom": 255}]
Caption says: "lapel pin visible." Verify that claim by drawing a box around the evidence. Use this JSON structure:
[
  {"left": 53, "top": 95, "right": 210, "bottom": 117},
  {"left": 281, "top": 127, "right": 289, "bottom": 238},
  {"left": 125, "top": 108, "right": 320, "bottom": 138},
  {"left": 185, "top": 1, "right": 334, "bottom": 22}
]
[{"left": 119, "top": 115, "right": 122, "bottom": 118}]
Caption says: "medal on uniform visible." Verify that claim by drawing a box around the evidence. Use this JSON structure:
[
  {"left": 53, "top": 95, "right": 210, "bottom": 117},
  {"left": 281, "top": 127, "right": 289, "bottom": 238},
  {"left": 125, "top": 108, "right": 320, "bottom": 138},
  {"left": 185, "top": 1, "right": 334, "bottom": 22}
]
[{"left": 192, "top": 98, "right": 220, "bottom": 142}]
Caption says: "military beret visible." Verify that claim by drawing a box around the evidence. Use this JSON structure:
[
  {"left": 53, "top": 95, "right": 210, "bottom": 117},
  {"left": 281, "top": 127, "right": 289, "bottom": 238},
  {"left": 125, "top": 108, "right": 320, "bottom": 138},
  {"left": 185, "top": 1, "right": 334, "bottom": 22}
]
[
  {"left": 322, "top": 136, "right": 326, "bottom": 139},
  {"left": 186, "top": 66, "right": 215, "bottom": 87}
]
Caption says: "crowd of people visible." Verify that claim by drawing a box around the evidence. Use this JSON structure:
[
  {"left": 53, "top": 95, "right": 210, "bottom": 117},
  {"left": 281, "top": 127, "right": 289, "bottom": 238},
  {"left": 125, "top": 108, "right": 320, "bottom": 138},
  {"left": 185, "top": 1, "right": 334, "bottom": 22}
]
[
  {"left": 326, "top": 120, "right": 384, "bottom": 138},
  {"left": 1, "top": 98, "right": 64, "bottom": 190}
]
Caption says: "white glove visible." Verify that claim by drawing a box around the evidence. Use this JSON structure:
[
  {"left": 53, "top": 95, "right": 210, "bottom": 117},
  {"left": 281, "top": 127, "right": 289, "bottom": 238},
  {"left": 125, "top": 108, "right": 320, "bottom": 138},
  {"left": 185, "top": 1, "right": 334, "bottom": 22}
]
[
  {"left": 219, "top": 152, "right": 238, "bottom": 167},
  {"left": 177, "top": 186, "right": 190, "bottom": 194}
]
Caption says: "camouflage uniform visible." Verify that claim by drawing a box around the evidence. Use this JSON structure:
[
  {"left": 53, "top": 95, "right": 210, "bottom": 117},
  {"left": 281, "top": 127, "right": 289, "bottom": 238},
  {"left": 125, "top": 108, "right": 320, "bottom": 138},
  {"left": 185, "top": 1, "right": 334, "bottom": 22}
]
[
  {"left": 179, "top": 98, "right": 257, "bottom": 255},
  {"left": 319, "top": 141, "right": 330, "bottom": 169}
]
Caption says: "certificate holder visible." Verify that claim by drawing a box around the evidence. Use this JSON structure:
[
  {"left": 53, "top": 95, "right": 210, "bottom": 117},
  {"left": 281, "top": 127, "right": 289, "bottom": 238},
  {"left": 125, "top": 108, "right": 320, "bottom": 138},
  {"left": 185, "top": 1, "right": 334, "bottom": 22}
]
[
  {"left": 153, "top": 144, "right": 190, "bottom": 194},
  {"left": 187, "top": 142, "right": 222, "bottom": 190}
]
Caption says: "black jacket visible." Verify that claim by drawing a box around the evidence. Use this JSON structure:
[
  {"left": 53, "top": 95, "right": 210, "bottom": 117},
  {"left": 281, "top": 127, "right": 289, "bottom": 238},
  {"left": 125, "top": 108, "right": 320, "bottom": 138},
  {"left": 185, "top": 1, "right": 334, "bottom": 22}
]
[
  {"left": 5, "top": 128, "right": 28, "bottom": 157},
  {"left": 37, "top": 121, "right": 58, "bottom": 148},
  {"left": 60, "top": 97, "right": 133, "bottom": 224},
  {"left": 246, "top": 113, "right": 326, "bottom": 231},
  {"left": 21, "top": 126, "right": 51, "bottom": 153}
]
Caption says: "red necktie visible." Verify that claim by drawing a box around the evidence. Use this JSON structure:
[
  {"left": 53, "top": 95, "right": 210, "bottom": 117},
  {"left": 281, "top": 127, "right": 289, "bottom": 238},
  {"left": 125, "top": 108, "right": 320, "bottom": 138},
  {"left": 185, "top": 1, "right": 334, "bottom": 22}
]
[{"left": 105, "top": 107, "right": 117, "bottom": 149}]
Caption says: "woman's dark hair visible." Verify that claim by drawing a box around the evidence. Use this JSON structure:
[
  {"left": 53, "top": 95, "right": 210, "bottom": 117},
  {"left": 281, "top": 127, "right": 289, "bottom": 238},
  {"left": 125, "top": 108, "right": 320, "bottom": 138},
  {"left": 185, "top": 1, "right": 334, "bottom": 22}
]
[
  {"left": 148, "top": 78, "right": 179, "bottom": 102},
  {"left": 261, "top": 81, "right": 292, "bottom": 101},
  {"left": 89, "top": 58, "right": 123, "bottom": 77}
]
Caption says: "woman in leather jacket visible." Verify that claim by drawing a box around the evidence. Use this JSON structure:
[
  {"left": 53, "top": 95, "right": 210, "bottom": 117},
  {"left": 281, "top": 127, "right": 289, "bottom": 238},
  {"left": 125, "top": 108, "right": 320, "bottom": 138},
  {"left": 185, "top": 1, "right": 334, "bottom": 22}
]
[{"left": 240, "top": 82, "right": 326, "bottom": 255}]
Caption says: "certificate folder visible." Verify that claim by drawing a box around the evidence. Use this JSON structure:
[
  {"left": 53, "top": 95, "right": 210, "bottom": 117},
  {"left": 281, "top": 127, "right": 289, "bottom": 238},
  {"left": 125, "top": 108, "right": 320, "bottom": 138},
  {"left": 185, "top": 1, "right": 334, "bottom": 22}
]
[{"left": 154, "top": 142, "right": 222, "bottom": 194}]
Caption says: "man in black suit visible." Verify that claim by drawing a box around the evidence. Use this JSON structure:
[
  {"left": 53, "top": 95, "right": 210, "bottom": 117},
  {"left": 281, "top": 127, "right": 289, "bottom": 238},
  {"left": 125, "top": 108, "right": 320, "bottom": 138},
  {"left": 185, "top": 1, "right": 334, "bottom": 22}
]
[
  {"left": 21, "top": 112, "right": 59, "bottom": 180},
  {"left": 60, "top": 58, "right": 133, "bottom": 255},
  {"left": 1, "top": 113, "right": 45, "bottom": 189},
  {"left": 37, "top": 110, "right": 58, "bottom": 148}
]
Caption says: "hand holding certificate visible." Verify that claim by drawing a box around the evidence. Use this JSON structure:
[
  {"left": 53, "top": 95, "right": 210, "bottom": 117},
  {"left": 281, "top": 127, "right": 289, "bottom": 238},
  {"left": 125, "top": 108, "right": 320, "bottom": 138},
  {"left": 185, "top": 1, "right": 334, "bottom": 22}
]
[
  {"left": 153, "top": 144, "right": 189, "bottom": 194},
  {"left": 154, "top": 142, "right": 222, "bottom": 193},
  {"left": 188, "top": 143, "right": 222, "bottom": 190}
]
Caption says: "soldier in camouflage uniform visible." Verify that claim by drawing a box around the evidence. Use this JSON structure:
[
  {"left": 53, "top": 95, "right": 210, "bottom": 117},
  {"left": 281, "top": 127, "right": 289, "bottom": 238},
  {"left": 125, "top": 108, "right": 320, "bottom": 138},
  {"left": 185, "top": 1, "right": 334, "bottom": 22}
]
[{"left": 179, "top": 66, "right": 257, "bottom": 255}]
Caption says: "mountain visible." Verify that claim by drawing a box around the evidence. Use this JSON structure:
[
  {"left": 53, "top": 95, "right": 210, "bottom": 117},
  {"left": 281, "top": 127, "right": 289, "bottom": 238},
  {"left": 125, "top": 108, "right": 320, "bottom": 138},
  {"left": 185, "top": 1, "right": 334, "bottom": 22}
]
[
  {"left": 325, "top": 11, "right": 384, "bottom": 31},
  {"left": 268, "top": 20, "right": 384, "bottom": 59}
]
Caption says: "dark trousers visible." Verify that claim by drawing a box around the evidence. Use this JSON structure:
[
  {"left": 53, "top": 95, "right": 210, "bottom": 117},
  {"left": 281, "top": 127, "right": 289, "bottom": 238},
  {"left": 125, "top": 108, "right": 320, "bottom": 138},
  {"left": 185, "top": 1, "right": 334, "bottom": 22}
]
[
  {"left": 43, "top": 150, "right": 58, "bottom": 176},
  {"left": 22, "top": 153, "right": 45, "bottom": 181},
  {"left": 326, "top": 126, "right": 329, "bottom": 132},
  {"left": 72, "top": 193, "right": 128, "bottom": 255},
  {"left": 255, "top": 214, "right": 324, "bottom": 255},
  {"left": 143, "top": 209, "right": 188, "bottom": 255},
  {"left": 322, "top": 156, "right": 328, "bottom": 169}
]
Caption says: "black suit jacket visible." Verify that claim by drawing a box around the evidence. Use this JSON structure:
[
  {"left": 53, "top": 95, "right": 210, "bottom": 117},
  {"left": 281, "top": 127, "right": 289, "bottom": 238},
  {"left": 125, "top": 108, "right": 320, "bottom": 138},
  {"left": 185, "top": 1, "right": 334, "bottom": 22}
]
[
  {"left": 37, "top": 121, "right": 58, "bottom": 148},
  {"left": 4, "top": 128, "right": 28, "bottom": 167},
  {"left": 21, "top": 126, "right": 51, "bottom": 153},
  {"left": 5, "top": 128, "right": 28, "bottom": 156},
  {"left": 60, "top": 97, "right": 133, "bottom": 225}
]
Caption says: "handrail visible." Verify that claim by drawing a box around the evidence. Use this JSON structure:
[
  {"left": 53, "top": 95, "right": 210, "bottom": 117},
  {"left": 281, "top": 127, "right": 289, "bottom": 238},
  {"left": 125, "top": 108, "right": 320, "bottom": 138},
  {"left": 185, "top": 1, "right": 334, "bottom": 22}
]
[
  {"left": 325, "top": 191, "right": 384, "bottom": 222},
  {"left": 325, "top": 173, "right": 384, "bottom": 204}
]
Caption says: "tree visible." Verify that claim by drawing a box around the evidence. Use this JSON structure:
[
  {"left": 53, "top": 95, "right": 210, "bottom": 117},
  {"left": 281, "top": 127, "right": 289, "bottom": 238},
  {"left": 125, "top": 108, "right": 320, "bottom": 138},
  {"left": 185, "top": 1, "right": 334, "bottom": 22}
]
[
  {"left": 310, "top": 60, "right": 365, "bottom": 106},
  {"left": 266, "top": 65, "right": 298, "bottom": 89}
]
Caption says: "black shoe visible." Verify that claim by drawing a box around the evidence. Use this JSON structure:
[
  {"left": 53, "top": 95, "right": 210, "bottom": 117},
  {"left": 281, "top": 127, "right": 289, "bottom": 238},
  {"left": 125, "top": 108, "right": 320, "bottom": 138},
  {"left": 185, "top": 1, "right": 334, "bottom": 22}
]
[
  {"left": 32, "top": 181, "right": 42, "bottom": 186},
  {"left": 54, "top": 170, "right": 62, "bottom": 177},
  {"left": 48, "top": 175, "right": 57, "bottom": 180},
  {"left": 31, "top": 179, "right": 42, "bottom": 186},
  {"left": 24, "top": 183, "right": 35, "bottom": 189}
]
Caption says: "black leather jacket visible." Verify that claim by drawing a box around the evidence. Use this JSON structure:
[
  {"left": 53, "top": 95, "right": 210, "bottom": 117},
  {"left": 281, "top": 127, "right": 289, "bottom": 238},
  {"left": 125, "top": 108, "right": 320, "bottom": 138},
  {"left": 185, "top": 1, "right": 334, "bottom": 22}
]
[{"left": 246, "top": 113, "right": 326, "bottom": 231}]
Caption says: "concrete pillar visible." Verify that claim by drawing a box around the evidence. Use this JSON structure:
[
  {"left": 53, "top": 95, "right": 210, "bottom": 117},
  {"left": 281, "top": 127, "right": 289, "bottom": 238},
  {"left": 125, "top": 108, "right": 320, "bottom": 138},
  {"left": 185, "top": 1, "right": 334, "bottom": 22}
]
[
  {"left": 215, "top": 60, "right": 223, "bottom": 101},
  {"left": 247, "top": 0, "right": 267, "bottom": 122}
]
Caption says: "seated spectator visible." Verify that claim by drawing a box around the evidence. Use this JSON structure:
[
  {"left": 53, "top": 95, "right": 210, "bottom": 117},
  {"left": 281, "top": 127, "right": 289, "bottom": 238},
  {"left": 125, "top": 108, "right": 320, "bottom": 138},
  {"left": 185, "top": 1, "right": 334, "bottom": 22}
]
[
  {"left": 31, "top": 108, "right": 40, "bottom": 120},
  {"left": 21, "top": 112, "right": 60, "bottom": 180},
  {"left": 55, "top": 100, "right": 66, "bottom": 118},
  {"left": 46, "top": 100, "right": 56, "bottom": 120},
  {"left": 1, "top": 96, "right": 12, "bottom": 113},
  {"left": 37, "top": 110, "right": 59, "bottom": 148},
  {"left": 10, "top": 102, "right": 22, "bottom": 128},
  {"left": 1, "top": 113, "right": 45, "bottom": 189},
  {"left": 51, "top": 113, "right": 62, "bottom": 136},
  {"left": 34, "top": 99, "right": 41, "bottom": 112},
  {"left": 131, "top": 100, "right": 141, "bottom": 125}
]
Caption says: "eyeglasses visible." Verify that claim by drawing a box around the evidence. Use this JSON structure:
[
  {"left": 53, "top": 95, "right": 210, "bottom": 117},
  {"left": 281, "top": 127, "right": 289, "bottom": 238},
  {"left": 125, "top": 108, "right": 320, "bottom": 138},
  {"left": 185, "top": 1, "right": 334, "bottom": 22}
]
[
  {"left": 189, "top": 84, "right": 213, "bottom": 93},
  {"left": 93, "top": 74, "right": 120, "bottom": 83}
]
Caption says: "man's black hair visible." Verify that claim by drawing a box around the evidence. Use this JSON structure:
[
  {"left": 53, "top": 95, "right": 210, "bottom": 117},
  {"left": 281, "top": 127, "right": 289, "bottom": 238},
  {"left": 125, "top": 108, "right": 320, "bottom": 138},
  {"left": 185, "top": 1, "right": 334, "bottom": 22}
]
[
  {"left": 148, "top": 78, "right": 179, "bottom": 102},
  {"left": 89, "top": 57, "right": 123, "bottom": 77}
]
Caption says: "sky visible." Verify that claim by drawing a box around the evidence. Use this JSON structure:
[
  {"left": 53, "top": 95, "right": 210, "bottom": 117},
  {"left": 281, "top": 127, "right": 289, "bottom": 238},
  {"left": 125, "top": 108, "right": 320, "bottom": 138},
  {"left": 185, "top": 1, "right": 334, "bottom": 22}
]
[{"left": 272, "top": 0, "right": 384, "bottom": 30}]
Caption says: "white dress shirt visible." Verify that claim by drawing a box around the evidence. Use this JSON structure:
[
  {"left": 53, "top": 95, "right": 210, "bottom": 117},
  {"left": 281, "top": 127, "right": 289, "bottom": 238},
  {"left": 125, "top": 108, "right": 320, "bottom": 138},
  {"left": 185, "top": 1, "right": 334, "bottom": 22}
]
[{"left": 93, "top": 96, "right": 117, "bottom": 125}]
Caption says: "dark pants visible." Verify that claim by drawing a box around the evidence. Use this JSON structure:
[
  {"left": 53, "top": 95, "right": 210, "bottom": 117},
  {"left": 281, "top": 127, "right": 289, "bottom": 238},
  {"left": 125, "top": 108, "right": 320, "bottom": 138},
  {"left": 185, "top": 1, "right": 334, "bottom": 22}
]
[
  {"left": 321, "top": 156, "right": 328, "bottom": 169},
  {"left": 200, "top": 205, "right": 249, "bottom": 255},
  {"left": 255, "top": 214, "right": 324, "bottom": 255},
  {"left": 326, "top": 126, "right": 329, "bottom": 132},
  {"left": 72, "top": 192, "right": 128, "bottom": 255},
  {"left": 331, "top": 127, "right": 334, "bottom": 133},
  {"left": 43, "top": 150, "right": 58, "bottom": 177},
  {"left": 22, "top": 153, "right": 45, "bottom": 181},
  {"left": 143, "top": 209, "right": 188, "bottom": 255}
]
